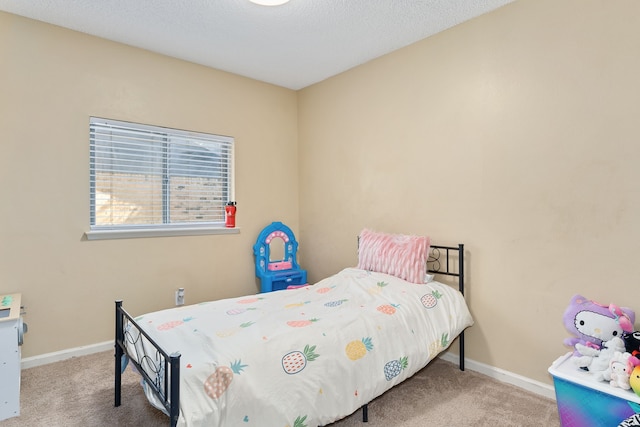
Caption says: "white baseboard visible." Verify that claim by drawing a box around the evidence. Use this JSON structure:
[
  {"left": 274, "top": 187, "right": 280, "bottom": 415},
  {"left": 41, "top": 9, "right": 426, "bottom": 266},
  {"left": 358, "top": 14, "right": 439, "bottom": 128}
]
[
  {"left": 21, "top": 341, "right": 557, "bottom": 402},
  {"left": 440, "top": 352, "right": 557, "bottom": 401},
  {"left": 21, "top": 340, "right": 113, "bottom": 369}
]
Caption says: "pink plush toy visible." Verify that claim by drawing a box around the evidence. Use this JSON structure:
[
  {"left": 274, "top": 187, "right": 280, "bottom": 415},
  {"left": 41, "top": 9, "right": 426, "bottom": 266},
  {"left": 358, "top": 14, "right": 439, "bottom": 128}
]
[
  {"left": 563, "top": 295, "right": 635, "bottom": 360},
  {"left": 608, "top": 351, "right": 633, "bottom": 389}
]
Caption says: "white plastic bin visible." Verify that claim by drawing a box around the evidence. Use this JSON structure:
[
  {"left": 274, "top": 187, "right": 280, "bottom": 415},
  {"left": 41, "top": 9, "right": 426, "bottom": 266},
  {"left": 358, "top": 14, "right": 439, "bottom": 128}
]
[{"left": 549, "top": 352, "right": 640, "bottom": 427}]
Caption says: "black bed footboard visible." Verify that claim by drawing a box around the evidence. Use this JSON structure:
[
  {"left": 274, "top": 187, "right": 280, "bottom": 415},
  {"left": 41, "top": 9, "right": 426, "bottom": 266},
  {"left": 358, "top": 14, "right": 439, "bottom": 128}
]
[
  {"left": 427, "top": 244, "right": 466, "bottom": 371},
  {"left": 115, "top": 300, "right": 180, "bottom": 427}
]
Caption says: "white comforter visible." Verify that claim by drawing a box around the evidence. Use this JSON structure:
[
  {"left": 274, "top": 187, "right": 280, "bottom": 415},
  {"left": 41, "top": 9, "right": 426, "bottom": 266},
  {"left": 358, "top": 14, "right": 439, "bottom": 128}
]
[{"left": 131, "top": 268, "right": 473, "bottom": 427}]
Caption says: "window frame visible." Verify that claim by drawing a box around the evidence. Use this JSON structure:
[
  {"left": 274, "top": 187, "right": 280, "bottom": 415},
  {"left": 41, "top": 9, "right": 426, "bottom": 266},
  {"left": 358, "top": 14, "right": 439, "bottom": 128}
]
[{"left": 85, "top": 117, "right": 238, "bottom": 240}]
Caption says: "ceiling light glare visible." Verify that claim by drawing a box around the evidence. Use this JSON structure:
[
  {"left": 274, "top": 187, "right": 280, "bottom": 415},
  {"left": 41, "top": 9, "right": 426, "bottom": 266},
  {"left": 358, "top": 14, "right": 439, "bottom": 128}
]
[{"left": 249, "top": 0, "right": 291, "bottom": 6}]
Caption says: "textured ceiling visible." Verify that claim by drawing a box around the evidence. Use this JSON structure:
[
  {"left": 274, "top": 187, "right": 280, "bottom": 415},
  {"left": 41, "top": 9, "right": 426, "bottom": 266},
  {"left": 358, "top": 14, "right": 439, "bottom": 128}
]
[{"left": 0, "top": 0, "right": 515, "bottom": 90}]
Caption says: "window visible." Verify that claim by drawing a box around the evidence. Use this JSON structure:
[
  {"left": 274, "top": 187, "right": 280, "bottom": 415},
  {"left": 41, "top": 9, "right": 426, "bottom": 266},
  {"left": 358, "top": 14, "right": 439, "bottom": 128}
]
[{"left": 87, "top": 117, "right": 235, "bottom": 240}]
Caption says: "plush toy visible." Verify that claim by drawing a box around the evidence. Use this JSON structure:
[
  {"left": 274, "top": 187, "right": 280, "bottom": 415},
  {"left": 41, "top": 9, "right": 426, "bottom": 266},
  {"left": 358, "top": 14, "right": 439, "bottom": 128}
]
[
  {"left": 607, "top": 351, "right": 633, "bottom": 389},
  {"left": 630, "top": 356, "right": 640, "bottom": 398},
  {"left": 563, "top": 294, "right": 635, "bottom": 356},
  {"left": 623, "top": 331, "right": 640, "bottom": 358},
  {"left": 574, "top": 336, "right": 626, "bottom": 376}
]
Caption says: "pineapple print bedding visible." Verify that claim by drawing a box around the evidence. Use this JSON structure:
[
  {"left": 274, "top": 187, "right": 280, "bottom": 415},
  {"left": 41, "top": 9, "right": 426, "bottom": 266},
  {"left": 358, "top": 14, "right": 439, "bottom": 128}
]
[{"left": 129, "top": 268, "right": 473, "bottom": 427}]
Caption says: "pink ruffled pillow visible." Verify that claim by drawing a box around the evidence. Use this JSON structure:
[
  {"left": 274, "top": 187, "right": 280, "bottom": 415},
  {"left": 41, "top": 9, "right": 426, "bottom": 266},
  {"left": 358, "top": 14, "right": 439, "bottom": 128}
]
[{"left": 357, "top": 229, "right": 431, "bottom": 284}]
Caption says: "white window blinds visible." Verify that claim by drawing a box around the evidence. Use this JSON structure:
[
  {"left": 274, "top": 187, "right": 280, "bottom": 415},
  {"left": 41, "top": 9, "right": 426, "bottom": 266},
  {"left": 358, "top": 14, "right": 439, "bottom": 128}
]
[{"left": 89, "top": 117, "right": 234, "bottom": 232}]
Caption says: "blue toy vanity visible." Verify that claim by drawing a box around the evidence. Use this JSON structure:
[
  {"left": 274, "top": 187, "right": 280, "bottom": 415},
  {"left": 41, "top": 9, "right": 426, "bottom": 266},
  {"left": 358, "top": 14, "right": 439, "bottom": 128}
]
[{"left": 253, "top": 222, "right": 307, "bottom": 293}]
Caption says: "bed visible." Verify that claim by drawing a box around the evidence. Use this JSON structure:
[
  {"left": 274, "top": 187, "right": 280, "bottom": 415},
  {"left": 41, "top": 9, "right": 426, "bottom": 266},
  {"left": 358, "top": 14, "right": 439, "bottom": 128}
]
[{"left": 115, "top": 236, "right": 473, "bottom": 427}]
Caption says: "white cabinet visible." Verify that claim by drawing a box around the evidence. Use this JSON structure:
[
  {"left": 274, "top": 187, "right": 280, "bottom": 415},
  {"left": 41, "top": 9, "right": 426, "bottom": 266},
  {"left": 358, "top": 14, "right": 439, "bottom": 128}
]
[{"left": 0, "top": 293, "right": 23, "bottom": 421}]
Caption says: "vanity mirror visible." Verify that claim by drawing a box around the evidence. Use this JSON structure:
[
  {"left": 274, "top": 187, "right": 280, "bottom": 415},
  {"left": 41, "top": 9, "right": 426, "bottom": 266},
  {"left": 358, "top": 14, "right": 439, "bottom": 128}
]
[{"left": 253, "top": 222, "right": 307, "bottom": 293}]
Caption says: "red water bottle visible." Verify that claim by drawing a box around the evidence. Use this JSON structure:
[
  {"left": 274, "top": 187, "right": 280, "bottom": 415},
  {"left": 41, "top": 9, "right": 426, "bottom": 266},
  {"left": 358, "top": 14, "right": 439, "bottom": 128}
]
[{"left": 225, "top": 201, "right": 236, "bottom": 228}]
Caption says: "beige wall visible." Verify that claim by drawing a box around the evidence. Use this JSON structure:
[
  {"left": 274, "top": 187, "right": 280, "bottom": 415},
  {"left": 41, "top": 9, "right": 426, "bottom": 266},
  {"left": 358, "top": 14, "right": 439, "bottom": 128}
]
[
  {"left": 0, "top": 12, "right": 299, "bottom": 357},
  {"left": 3, "top": 0, "right": 640, "bottom": 388},
  {"left": 298, "top": 0, "right": 640, "bottom": 385}
]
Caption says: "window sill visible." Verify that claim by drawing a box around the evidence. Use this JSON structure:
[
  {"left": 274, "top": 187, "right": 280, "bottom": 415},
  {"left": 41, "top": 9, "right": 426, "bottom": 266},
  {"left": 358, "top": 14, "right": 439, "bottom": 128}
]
[{"left": 85, "top": 226, "right": 240, "bottom": 241}]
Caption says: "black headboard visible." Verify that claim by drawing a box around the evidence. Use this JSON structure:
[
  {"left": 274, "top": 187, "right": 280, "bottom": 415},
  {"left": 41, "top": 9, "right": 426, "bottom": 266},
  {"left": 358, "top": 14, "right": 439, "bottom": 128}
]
[
  {"left": 427, "top": 243, "right": 466, "bottom": 371},
  {"left": 427, "top": 244, "right": 465, "bottom": 295}
]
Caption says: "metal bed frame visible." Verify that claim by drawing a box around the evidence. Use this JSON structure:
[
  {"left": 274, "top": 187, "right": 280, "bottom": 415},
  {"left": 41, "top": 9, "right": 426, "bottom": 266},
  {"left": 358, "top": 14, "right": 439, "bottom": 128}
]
[
  {"left": 428, "top": 244, "right": 466, "bottom": 371},
  {"left": 115, "top": 301, "right": 181, "bottom": 426},
  {"left": 114, "top": 243, "right": 466, "bottom": 427}
]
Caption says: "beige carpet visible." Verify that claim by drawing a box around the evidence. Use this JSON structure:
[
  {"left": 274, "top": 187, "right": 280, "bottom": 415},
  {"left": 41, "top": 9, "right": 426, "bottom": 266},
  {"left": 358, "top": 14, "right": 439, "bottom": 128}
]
[{"left": 0, "top": 351, "right": 560, "bottom": 427}]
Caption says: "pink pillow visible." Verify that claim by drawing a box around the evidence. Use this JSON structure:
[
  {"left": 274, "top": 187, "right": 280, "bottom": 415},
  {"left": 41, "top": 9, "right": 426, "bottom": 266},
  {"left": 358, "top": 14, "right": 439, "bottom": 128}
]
[{"left": 357, "top": 229, "right": 430, "bottom": 284}]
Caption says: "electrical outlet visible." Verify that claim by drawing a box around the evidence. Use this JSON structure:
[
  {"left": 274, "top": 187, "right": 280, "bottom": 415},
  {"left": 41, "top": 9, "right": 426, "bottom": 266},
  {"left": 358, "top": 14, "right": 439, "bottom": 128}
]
[{"left": 175, "top": 288, "right": 185, "bottom": 306}]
